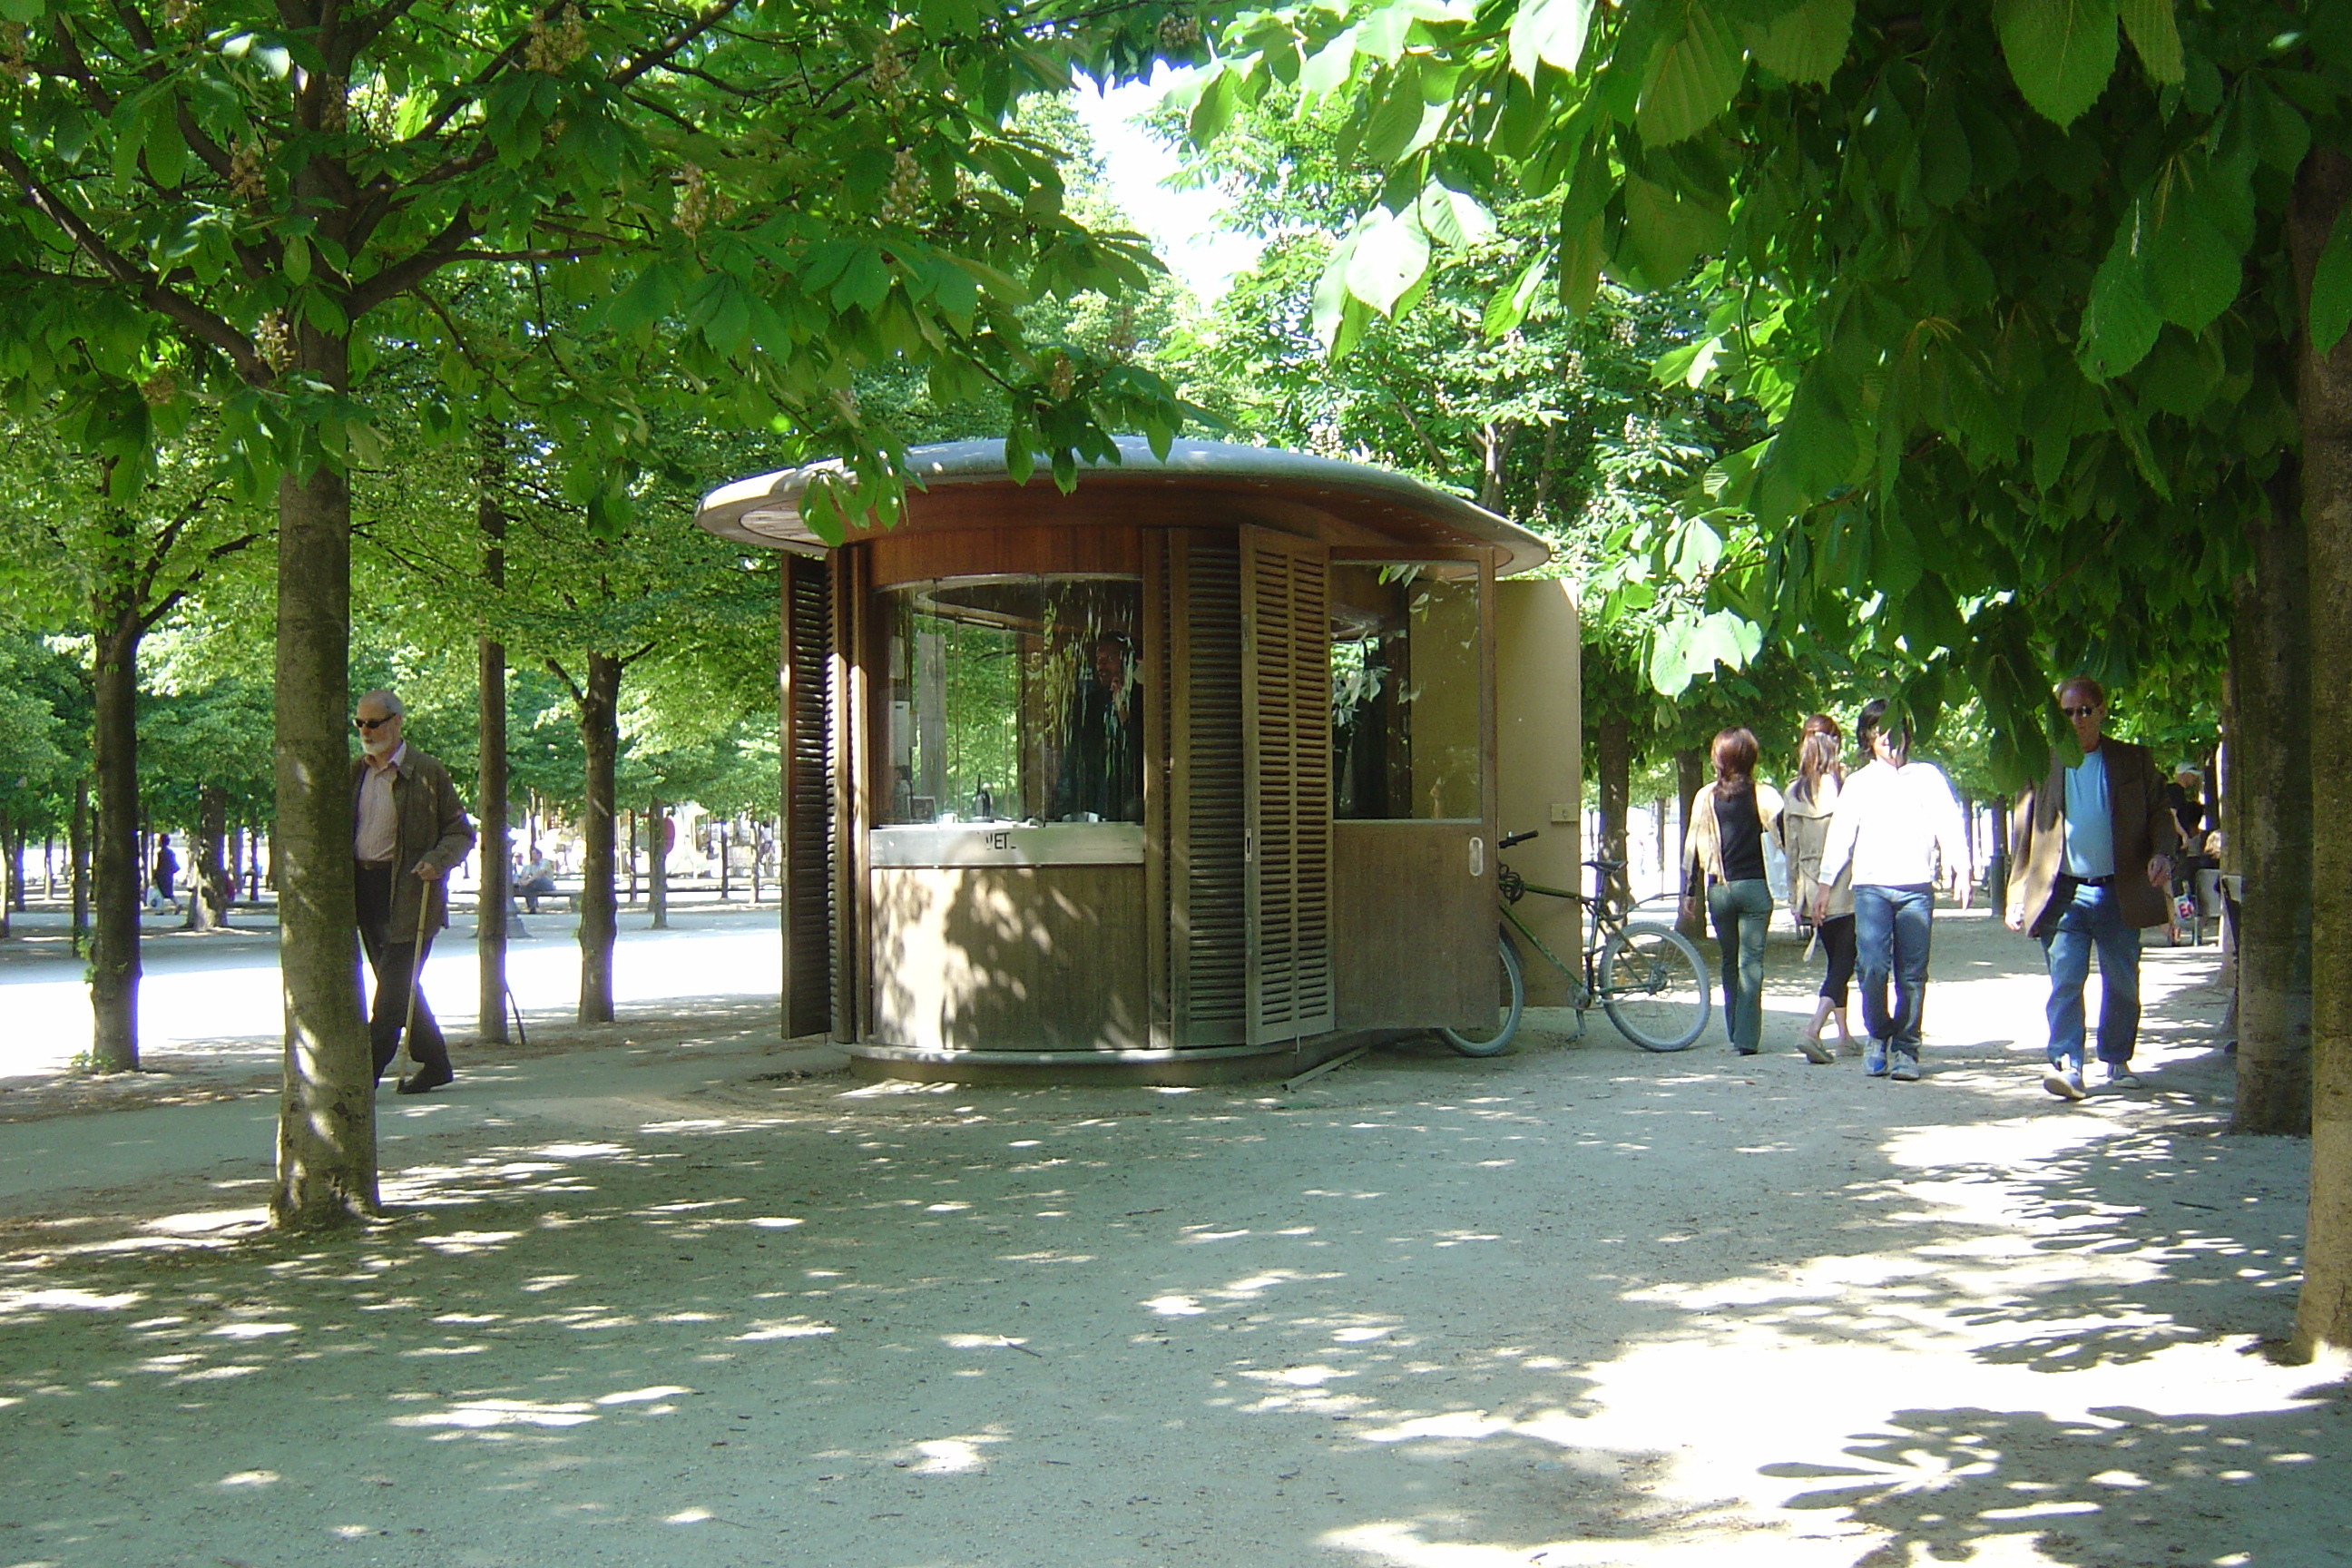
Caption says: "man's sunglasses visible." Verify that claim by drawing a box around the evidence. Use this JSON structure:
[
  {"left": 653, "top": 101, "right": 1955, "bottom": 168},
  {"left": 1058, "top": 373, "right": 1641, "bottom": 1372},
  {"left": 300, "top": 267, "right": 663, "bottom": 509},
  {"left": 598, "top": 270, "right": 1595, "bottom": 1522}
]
[
  {"left": 2061, "top": 704, "right": 2100, "bottom": 720},
  {"left": 353, "top": 716, "right": 396, "bottom": 731}
]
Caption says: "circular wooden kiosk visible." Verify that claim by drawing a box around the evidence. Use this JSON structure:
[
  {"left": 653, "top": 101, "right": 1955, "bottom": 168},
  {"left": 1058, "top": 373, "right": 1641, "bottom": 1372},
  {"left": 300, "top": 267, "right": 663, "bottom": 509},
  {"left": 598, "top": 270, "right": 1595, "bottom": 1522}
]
[{"left": 696, "top": 437, "right": 1552, "bottom": 1082}]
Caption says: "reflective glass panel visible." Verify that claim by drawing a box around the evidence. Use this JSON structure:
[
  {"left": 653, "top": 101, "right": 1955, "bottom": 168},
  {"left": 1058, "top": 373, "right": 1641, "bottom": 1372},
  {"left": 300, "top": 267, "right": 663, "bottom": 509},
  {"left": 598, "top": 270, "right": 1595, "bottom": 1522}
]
[
  {"left": 1328, "top": 563, "right": 1481, "bottom": 820},
  {"left": 879, "top": 576, "right": 1144, "bottom": 826}
]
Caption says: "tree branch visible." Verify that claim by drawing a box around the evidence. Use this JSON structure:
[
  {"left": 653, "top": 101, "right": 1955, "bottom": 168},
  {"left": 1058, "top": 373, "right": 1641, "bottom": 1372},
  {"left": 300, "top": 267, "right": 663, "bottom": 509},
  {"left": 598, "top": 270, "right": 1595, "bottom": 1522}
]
[
  {"left": 0, "top": 146, "right": 270, "bottom": 383},
  {"left": 344, "top": 206, "right": 478, "bottom": 317},
  {"left": 611, "top": 1, "right": 745, "bottom": 89},
  {"left": 544, "top": 656, "right": 585, "bottom": 706}
]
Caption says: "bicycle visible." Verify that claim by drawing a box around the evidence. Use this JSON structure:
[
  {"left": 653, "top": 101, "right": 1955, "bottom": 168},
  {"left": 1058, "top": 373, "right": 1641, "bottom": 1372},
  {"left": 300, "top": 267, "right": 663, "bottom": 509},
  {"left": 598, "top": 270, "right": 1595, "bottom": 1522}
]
[{"left": 1439, "top": 828, "right": 1711, "bottom": 1056}]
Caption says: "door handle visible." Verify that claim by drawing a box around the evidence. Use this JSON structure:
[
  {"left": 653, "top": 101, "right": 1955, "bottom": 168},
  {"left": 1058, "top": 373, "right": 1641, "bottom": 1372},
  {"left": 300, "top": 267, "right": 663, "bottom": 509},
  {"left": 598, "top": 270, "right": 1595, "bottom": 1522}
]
[{"left": 1469, "top": 837, "right": 1485, "bottom": 877}]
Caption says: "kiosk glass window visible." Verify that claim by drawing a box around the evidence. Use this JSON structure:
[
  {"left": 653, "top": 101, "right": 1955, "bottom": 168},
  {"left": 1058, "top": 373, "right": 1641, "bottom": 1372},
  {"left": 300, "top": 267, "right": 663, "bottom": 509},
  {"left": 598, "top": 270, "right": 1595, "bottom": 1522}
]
[
  {"left": 878, "top": 576, "right": 1144, "bottom": 826},
  {"left": 1329, "top": 563, "right": 1481, "bottom": 820}
]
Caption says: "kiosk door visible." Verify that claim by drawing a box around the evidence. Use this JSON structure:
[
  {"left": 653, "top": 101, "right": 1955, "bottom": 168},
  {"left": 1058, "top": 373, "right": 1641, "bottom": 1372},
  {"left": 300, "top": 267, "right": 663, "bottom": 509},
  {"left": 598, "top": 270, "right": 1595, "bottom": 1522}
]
[{"left": 1326, "top": 554, "right": 1498, "bottom": 1032}]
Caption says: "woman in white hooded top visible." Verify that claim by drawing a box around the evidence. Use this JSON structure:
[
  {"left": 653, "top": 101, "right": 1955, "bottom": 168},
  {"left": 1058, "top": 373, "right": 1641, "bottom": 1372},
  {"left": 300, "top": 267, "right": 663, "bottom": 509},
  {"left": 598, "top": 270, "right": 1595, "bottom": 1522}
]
[{"left": 1776, "top": 713, "right": 1854, "bottom": 1063}]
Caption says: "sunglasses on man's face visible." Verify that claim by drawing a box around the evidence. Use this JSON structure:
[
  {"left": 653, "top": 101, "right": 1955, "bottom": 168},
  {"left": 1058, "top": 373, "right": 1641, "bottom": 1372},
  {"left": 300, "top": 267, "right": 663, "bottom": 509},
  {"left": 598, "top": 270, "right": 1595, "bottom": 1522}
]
[
  {"left": 354, "top": 715, "right": 396, "bottom": 731},
  {"left": 2062, "top": 704, "right": 2101, "bottom": 720}
]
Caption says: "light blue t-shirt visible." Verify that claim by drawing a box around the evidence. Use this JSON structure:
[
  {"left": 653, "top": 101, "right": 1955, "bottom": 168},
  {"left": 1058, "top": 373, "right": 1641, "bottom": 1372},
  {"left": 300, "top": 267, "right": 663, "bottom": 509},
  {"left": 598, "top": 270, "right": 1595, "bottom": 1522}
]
[{"left": 2062, "top": 747, "right": 2115, "bottom": 877}]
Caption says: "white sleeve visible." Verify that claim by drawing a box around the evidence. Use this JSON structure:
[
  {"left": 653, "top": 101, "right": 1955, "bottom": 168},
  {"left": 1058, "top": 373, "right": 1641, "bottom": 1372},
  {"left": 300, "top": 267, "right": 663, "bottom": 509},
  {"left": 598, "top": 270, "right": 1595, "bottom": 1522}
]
[
  {"left": 1932, "top": 769, "right": 1970, "bottom": 881},
  {"left": 1817, "top": 779, "right": 1861, "bottom": 886}
]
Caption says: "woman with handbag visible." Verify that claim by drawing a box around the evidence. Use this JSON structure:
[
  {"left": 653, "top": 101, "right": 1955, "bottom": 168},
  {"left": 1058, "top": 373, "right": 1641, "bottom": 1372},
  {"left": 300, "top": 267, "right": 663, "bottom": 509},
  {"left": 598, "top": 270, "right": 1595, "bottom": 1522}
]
[
  {"left": 1776, "top": 714, "right": 1855, "bottom": 1062},
  {"left": 1682, "top": 727, "right": 1785, "bottom": 1058}
]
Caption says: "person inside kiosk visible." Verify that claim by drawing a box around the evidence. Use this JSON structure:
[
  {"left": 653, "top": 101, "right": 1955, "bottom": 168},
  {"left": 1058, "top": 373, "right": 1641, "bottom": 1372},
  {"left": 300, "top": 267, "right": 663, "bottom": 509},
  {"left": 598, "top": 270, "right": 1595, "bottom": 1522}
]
[{"left": 880, "top": 575, "right": 1143, "bottom": 831}]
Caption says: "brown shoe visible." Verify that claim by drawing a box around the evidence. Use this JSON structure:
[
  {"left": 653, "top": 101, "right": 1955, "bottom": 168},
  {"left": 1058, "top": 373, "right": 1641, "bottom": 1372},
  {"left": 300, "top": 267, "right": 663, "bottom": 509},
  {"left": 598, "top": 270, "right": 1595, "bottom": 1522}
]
[{"left": 1797, "top": 1034, "right": 1834, "bottom": 1065}]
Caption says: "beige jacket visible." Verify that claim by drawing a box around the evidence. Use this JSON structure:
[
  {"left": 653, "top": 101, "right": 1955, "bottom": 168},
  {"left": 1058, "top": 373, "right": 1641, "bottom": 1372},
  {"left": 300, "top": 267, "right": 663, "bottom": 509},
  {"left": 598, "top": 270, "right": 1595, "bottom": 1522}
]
[
  {"left": 350, "top": 747, "right": 476, "bottom": 936},
  {"left": 1683, "top": 779, "right": 1785, "bottom": 886},
  {"left": 1774, "top": 774, "right": 1854, "bottom": 918}
]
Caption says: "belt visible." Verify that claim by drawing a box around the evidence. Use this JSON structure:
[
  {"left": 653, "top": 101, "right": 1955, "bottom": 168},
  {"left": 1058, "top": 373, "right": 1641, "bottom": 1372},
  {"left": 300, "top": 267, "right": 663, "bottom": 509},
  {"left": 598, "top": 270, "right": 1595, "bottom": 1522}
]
[{"left": 2063, "top": 873, "right": 2115, "bottom": 887}]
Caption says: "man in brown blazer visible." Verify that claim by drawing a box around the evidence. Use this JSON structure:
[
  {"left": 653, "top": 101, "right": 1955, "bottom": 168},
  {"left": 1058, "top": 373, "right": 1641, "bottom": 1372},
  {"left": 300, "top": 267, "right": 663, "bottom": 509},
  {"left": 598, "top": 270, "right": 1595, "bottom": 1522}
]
[
  {"left": 2004, "top": 676, "right": 2180, "bottom": 1101},
  {"left": 351, "top": 688, "right": 477, "bottom": 1094}
]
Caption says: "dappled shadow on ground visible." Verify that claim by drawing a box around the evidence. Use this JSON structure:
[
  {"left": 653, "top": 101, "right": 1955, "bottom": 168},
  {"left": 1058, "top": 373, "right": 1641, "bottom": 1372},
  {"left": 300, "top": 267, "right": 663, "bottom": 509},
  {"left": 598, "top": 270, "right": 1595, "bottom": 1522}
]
[{"left": 0, "top": 935, "right": 2338, "bottom": 1566}]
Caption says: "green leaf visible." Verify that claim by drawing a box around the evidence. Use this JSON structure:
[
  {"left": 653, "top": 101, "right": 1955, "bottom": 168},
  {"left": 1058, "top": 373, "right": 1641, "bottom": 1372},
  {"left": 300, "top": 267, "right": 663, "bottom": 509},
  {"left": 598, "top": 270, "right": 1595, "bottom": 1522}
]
[
  {"left": 2312, "top": 208, "right": 2352, "bottom": 358},
  {"left": 1344, "top": 207, "right": 1432, "bottom": 318},
  {"left": 2077, "top": 202, "right": 2161, "bottom": 380},
  {"left": 1415, "top": 181, "right": 1494, "bottom": 248},
  {"left": 1557, "top": 211, "right": 1604, "bottom": 317},
  {"left": 1507, "top": 0, "right": 1596, "bottom": 82},
  {"left": 2146, "top": 210, "right": 2239, "bottom": 334},
  {"left": 2115, "top": 0, "right": 2183, "bottom": 84},
  {"left": 1484, "top": 251, "right": 1548, "bottom": 337},
  {"left": 1299, "top": 27, "right": 1358, "bottom": 95},
  {"left": 1993, "top": 0, "right": 2120, "bottom": 128},
  {"left": 1747, "top": 0, "right": 1854, "bottom": 86},
  {"left": 1636, "top": 4, "right": 1744, "bottom": 147},
  {"left": 831, "top": 248, "right": 891, "bottom": 314},
  {"left": 1618, "top": 174, "right": 1726, "bottom": 288}
]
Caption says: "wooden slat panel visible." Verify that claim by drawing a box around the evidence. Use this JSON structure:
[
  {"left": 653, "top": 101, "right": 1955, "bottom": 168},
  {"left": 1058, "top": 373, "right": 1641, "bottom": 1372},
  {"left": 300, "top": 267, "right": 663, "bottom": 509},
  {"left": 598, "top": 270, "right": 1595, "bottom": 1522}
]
[
  {"left": 1172, "top": 534, "right": 1247, "bottom": 1044},
  {"left": 1331, "top": 823, "right": 1493, "bottom": 1028},
  {"left": 869, "top": 866, "right": 1150, "bottom": 1050},
  {"left": 780, "top": 554, "right": 835, "bottom": 1039},
  {"left": 1240, "top": 528, "right": 1334, "bottom": 1043}
]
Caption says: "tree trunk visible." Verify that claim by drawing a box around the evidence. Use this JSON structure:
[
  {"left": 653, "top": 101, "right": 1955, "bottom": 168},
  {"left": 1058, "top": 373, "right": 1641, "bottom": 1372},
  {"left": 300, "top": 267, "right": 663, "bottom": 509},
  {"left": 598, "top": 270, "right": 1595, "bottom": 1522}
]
[
  {"left": 2290, "top": 146, "right": 2352, "bottom": 1360},
  {"left": 89, "top": 593, "right": 142, "bottom": 1073},
  {"left": 475, "top": 426, "right": 512, "bottom": 1044},
  {"left": 573, "top": 651, "right": 622, "bottom": 1024},
  {"left": 182, "top": 785, "right": 230, "bottom": 931},
  {"left": 1674, "top": 747, "right": 1705, "bottom": 939},
  {"left": 1595, "top": 715, "right": 1632, "bottom": 906},
  {"left": 649, "top": 799, "right": 671, "bottom": 930},
  {"left": 626, "top": 809, "right": 639, "bottom": 905},
  {"left": 270, "top": 456, "right": 377, "bottom": 1230},
  {"left": 2230, "top": 474, "right": 2312, "bottom": 1136},
  {"left": 70, "top": 777, "right": 89, "bottom": 954},
  {"left": 718, "top": 820, "right": 730, "bottom": 901},
  {"left": 0, "top": 823, "right": 14, "bottom": 937}
]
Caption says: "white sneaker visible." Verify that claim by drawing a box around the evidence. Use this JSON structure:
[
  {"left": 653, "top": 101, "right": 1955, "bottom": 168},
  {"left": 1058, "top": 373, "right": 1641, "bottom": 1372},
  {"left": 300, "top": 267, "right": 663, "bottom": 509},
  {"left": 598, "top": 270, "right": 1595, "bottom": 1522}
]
[
  {"left": 2102, "top": 1063, "right": 2146, "bottom": 1090},
  {"left": 2043, "top": 1065, "right": 2087, "bottom": 1102}
]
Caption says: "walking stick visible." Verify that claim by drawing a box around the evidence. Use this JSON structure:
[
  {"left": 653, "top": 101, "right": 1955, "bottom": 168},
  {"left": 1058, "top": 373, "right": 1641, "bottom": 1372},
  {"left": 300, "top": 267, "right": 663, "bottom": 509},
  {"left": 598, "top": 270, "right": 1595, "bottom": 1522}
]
[{"left": 390, "top": 871, "right": 435, "bottom": 1078}]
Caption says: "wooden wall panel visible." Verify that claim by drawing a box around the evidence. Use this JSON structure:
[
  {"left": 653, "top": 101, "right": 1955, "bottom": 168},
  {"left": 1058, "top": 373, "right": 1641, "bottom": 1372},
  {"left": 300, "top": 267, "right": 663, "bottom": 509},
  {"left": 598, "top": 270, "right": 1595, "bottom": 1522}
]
[
  {"left": 1169, "top": 533, "right": 1248, "bottom": 1045},
  {"left": 780, "top": 554, "right": 835, "bottom": 1039},
  {"left": 1240, "top": 528, "right": 1335, "bottom": 1043},
  {"left": 1331, "top": 823, "right": 1494, "bottom": 1029},
  {"left": 868, "top": 866, "right": 1150, "bottom": 1051}
]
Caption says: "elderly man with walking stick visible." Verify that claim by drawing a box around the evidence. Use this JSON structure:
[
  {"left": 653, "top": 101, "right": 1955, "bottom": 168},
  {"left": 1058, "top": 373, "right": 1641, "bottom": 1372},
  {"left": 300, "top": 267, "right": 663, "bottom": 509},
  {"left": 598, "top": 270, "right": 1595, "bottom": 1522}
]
[{"left": 352, "top": 688, "right": 476, "bottom": 1095}]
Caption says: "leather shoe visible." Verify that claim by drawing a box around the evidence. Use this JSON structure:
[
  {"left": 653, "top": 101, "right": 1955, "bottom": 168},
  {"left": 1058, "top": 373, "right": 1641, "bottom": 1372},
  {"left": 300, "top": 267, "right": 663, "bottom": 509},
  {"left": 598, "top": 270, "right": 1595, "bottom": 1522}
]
[{"left": 396, "top": 1065, "right": 455, "bottom": 1095}]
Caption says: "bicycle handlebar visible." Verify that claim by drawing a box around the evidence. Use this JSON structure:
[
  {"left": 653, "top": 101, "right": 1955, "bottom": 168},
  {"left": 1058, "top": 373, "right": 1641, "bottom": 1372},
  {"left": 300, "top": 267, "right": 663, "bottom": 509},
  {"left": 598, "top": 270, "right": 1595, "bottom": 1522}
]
[{"left": 1499, "top": 828, "right": 1540, "bottom": 850}]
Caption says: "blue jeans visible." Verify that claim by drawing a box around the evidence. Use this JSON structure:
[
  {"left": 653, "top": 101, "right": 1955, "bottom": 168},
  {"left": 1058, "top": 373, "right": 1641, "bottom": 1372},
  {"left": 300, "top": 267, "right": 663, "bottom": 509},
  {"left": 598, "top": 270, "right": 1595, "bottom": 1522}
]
[
  {"left": 2041, "top": 880, "right": 2142, "bottom": 1067},
  {"left": 1854, "top": 884, "right": 1934, "bottom": 1051},
  {"left": 1707, "top": 878, "right": 1773, "bottom": 1052}
]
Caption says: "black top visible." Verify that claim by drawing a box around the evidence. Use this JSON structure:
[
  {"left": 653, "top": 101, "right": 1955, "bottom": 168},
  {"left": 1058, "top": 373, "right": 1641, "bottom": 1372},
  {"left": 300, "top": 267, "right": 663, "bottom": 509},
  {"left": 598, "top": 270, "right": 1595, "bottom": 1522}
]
[{"left": 1715, "top": 788, "right": 1767, "bottom": 882}]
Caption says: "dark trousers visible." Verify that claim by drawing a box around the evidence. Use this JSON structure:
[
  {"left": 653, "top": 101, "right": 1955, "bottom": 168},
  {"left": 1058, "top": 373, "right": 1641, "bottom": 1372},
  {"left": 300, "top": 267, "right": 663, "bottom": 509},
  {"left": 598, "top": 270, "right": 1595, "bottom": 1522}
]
[
  {"left": 356, "top": 861, "right": 449, "bottom": 1080},
  {"left": 1854, "top": 884, "right": 1935, "bottom": 1051},
  {"left": 1815, "top": 912, "right": 1857, "bottom": 1007}
]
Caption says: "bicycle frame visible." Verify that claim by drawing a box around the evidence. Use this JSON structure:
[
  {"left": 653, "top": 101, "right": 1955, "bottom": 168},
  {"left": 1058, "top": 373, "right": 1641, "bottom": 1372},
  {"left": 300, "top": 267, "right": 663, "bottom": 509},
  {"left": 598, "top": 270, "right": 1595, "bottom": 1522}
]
[{"left": 1494, "top": 861, "right": 1634, "bottom": 1018}]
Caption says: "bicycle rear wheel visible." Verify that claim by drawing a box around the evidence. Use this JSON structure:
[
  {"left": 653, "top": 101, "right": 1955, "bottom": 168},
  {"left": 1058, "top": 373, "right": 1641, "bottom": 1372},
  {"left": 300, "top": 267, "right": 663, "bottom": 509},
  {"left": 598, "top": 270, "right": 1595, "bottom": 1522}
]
[
  {"left": 1438, "top": 932, "right": 1524, "bottom": 1056},
  {"left": 1598, "top": 926, "right": 1709, "bottom": 1052}
]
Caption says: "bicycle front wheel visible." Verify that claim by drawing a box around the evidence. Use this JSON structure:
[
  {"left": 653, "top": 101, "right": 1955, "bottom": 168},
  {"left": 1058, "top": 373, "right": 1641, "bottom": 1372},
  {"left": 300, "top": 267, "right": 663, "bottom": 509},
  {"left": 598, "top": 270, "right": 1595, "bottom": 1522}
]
[
  {"left": 1598, "top": 926, "right": 1710, "bottom": 1052},
  {"left": 1438, "top": 932, "right": 1525, "bottom": 1056}
]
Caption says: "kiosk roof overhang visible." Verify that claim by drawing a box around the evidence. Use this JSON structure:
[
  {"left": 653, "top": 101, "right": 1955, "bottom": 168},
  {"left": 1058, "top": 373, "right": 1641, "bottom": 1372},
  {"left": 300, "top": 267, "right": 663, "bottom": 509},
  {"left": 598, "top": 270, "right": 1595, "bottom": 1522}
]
[{"left": 695, "top": 436, "right": 1553, "bottom": 577}]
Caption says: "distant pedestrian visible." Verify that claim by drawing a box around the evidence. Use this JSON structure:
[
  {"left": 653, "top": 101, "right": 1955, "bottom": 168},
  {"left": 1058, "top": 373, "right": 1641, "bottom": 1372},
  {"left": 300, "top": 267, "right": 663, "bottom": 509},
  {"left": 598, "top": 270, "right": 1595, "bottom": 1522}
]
[
  {"left": 149, "top": 834, "right": 180, "bottom": 913},
  {"left": 1813, "top": 700, "right": 1971, "bottom": 1083},
  {"left": 2004, "top": 677, "right": 2179, "bottom": 1101},
  {"left": 352, "top": 688, "right": 476, "bottom": 1095},
  {"left": 1683, "top": 727, "right": 1783, "bottom": 1058},
  {"left": 1776, "top": 714, "right": 1855, "bottom": 1062},
  {"left": 515, "top": 848, "right": 558, "bottom": 915}
]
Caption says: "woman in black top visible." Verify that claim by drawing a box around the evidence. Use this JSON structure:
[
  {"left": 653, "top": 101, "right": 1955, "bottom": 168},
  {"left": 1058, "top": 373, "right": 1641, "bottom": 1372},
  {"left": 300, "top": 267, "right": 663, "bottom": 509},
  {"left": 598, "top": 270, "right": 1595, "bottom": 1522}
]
[{"left": 1682, "top": 728, "right": 1783, "bottom": 1055}]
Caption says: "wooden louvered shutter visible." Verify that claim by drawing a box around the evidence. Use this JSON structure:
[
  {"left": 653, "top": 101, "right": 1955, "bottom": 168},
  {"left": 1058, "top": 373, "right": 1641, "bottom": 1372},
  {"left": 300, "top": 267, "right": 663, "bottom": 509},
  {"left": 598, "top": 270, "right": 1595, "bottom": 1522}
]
[
  {"left": 1240, "top": 528, "right": 1335, "bottom": 1044},
  {"left": 779, "top": 554, "right": 835, "bottom": 1039},
  {"left": 1168, "top": 532, "right": 1248, "bottom": 1045}
]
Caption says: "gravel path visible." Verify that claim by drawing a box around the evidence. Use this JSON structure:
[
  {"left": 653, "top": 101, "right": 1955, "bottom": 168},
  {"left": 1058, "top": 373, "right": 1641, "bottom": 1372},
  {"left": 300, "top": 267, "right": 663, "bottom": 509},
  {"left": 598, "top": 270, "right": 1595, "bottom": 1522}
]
[{"left": 0, "top": 906, "right": 2343, "bottom": 1567}]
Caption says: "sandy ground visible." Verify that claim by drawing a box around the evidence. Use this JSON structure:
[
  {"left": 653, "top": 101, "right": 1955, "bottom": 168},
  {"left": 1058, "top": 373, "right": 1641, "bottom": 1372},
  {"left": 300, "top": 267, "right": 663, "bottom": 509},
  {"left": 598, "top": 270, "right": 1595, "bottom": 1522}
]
[{"left": 0, "top": 906, "right": 2345, "bottom": 1568}]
